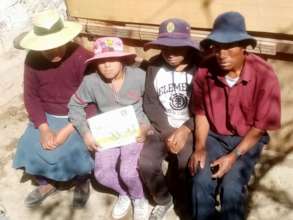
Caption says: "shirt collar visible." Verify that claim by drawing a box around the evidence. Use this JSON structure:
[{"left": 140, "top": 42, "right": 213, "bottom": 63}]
[
  {"left": 207, "top": 54, "right": 253, "bottom": 84},
  {"left": 239, "top": 54, "right": 253, "bottom": 82}
]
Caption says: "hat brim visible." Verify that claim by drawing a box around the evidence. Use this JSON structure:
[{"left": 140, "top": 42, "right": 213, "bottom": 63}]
[
  {"left": 200, "top": 32, "right": 257, "bottom": 49},
  {"left": 19, "top": 21, "right": 82, "bottom": 51},
  {"left": 144, "top": 38, "right": 199, "bottom": 51},
  {"left": 85, "top": 52, "right": 136, "bottom": 64}
]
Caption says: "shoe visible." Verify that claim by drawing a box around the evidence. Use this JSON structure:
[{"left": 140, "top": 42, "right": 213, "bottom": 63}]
[
  {"left": 72, "top": 180, "right": 90, "bottom": 208},
  {"left": 0, "top": 204, "right": 9, "bottom": 220},
  {"left": 24, "top": 186, "right": 57, "bottom": 207},
  {"left": 111, "top": 195, "right": 131, "bottom": 219},
  {"left": 133, "top": 197, "right": 149, "bottom": 220},
  {"left": 149, "top": 199, "right": 173, "bottom": 220}
]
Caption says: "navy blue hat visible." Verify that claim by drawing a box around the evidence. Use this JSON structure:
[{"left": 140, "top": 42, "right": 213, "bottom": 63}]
[
  {"left": 144, "top": 18, "right": 199, "bottom": 51},
  {"left": 200, "top": 11, "right": 257, "bottom": 48}
]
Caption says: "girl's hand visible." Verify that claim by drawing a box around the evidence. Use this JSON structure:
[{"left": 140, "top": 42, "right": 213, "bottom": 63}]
[
  {"left": 136, "top": 124, "right": 152, "bottom": 143},
  {"left": 39, "top": 123, "right": 56, "bottom": 150},
  {"left": 83, "top": 132, "right": 99, "bottom": 152}
]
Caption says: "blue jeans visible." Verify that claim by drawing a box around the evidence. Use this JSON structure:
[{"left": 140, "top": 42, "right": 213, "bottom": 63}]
[{"left": 191, "top": 131, "right": 269, "bottom": 220}]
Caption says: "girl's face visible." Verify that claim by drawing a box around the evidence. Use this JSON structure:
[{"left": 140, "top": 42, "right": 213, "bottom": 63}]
[
  {"left": 96, "top": 58, "right": 124, "bottom": 80},
  {"left": 41, "top": 45, "right": 66, "bottom": 63},
  {"left": 162, "top": 47, "right": 189, "bottom": 67}
]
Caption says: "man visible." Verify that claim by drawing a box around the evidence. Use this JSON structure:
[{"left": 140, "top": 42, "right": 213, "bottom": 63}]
[{"left": 189, "top": 11, "right": 281, "bottom": 220}]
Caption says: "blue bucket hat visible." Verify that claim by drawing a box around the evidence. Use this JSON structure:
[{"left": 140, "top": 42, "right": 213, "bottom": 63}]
[
  {"left": 144, "top": 18, "right": 199, "bottom": 51},
  {"left": 200, "top": 11, "right": 257, "bottom": 48}
]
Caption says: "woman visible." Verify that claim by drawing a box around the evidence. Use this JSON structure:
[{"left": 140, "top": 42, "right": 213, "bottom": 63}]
[{"left": 13, "top": 10, "right": 95, "bottom": 208}]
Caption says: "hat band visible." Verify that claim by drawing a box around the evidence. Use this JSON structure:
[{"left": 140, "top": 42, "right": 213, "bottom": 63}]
[
  {"left": 159, "top": 32, "right": 190, "bottom": 39},
  {"left": 100, "top": 47, "right": 123, "bottom": 53},
  {"left": 33, "top": 18, "right": 64, "bottom": 36}
]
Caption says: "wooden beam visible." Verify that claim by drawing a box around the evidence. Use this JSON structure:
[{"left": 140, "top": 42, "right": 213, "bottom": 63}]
[{"left": 74, "top": 18, "right": 284, "bottom": 55}]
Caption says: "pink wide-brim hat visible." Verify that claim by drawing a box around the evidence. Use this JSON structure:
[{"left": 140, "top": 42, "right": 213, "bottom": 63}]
[{"left": 86, "top": 37, "right": 136, "bottom": 63}]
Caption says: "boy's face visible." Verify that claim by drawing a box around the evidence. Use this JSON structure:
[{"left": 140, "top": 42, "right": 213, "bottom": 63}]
[
  {"left": 162, "top": 47, "right": 189, "bottom": 67},
  {"left": 41, "top": 45, "right": 66, "bottom": 63},
  {"left": 96, "top": 58, "right": 123, "bottom": 80},
  {"left": 211, "top": 43, "right": 246, "bottom": 72}
]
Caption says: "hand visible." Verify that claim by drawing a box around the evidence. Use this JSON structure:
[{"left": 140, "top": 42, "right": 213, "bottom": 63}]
[
  {"left": 166, "top": 125, "right": 190, "bottom": 154},
  {"left": 188, "top": 148, "right": 206, "bottom": 176},
  {"left": 136, "top": 124, "right": 152, "bottom": 143},
  {"left": 83, "top": 132, "right": 99, "bottom": 152},
  {"left": 39, "top": 123, "right": 56, "bottom": 150},
  {"left": 210, "top": 153, "right": 237, "bottom": 178}
]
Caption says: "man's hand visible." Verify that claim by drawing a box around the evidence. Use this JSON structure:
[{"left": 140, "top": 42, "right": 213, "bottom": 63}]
[
  {"left": 39, "top": 123, "right": 56, "bottom": 150},
  {"left": 83, "top": 131, "right": 99, "bottom": 152},
  {"left": 188, "top": 148, "right": 206, "bottom": 176},
  {"left": 166, "top": 125, "right": 191, "bottom": 154},
  {"left": 210, "top": 153, "right": 237, "bottom": 178}
]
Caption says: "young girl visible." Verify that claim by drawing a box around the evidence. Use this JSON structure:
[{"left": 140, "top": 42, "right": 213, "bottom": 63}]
[
  {"left": 138, "top": 18, "right": 201, "bottom": 219},
  {"left": 68, "top": 37, "right": 149, "bottom": 220},
  {"left": 13, "top": 10, "right": 95, "bottom": 208}
]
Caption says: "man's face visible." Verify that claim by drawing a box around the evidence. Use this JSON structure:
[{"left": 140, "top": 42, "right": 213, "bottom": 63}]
[{"left": 211, "top": 43, "right": 246, "bottom": 72}]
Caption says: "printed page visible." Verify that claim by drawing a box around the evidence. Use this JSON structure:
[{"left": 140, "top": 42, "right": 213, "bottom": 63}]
[{"left": 87, "top": 106, "right": 140, "bottom": 150}]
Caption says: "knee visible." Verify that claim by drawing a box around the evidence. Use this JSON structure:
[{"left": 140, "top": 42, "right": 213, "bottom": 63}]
[
  {"left": 221, "top": 184, "right": 246, "bottom": 202},
  {"left": 192, "top": 169, "right": 214, "bottom": 193},
  {"left": 138, "top": 156, "right": 161, "bottom": 176},
  {"left": 119, "top": 169, "right": 137, "bottom": 185}
]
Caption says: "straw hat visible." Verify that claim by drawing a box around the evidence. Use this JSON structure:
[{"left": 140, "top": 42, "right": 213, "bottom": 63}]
[{"left": 19, "top": 10, "right": 82, "bottom": 51}]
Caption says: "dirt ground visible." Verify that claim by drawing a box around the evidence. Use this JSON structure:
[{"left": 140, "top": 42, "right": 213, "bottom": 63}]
[{"left": 0, "top": 46, "right": 293, "bottom": 220}]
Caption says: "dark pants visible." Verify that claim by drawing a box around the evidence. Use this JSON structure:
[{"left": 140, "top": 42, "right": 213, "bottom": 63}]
[
  {"left": 191, "top": 131, "right": 269, "bottom": 220},
  {"left": 138, "top": 132, "right": 193, "bottom": 205}
]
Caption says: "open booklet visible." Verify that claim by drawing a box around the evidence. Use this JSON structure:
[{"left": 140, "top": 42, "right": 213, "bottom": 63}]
[{"left": 87, "top": 105, "right": 140, "bottom": 150}]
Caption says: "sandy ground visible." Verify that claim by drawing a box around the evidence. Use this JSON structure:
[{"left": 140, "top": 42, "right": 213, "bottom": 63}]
[{"left": 0, "top": 47, "right": 293, "bottom": 220}]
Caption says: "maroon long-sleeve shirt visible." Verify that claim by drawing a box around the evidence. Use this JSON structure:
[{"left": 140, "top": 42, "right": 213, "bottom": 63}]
[{"left": 23, "top": 43, "right": 93, "bottom": 128}]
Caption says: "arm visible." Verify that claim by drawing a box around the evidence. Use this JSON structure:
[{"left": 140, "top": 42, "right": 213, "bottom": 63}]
[
  {"left": 143, "top": 66, "right": 174, "bottom": 139},
  {"left": 211, "top": 127, "right": 265, "bottom": 178},
  {"left": 23, "top": 64, "right": 47, "bottom": 128},
  {"left": 68, "top": 77, "right": 98, "bottom": 151},
  {"left": 189, "top": 69, "right": 210, "bottom": 175},
  {"left": 54, "top": 123, "right": 75, "bottom": 146},
  {"left": 24, "top": 63, "right": 57, "bottom": 149},
  {"left": 189, "top": 115, "right": 210, "bottom": 176}
]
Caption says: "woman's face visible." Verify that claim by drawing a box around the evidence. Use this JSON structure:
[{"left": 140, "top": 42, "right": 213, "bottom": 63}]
[
  {"left": 162, "top": 47, "right": 189, "bottom": 67},
  {"left": 41, "top": 45, "right": 66, "bottom": 63},
  {"left": 96, "top": 58, "right": 124, "bottom": 80}
]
